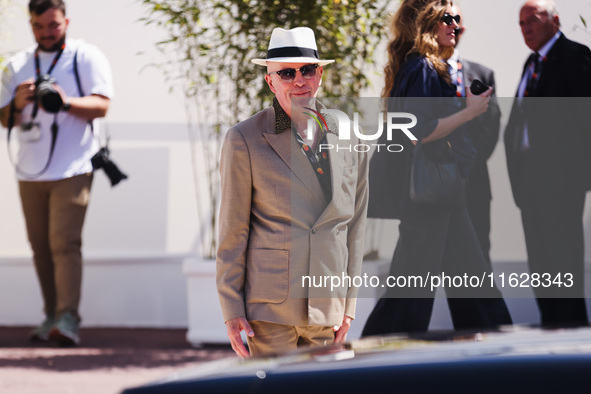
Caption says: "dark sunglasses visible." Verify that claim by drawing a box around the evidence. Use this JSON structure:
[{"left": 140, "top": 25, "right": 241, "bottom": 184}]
[
  {"left": 442, "top": 13, "right": 460, "bottom": 26},
  {"left": 269, "top": 64, "right": 318, "bottom": 82}
]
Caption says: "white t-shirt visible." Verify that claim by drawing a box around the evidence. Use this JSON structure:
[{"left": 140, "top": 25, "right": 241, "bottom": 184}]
[{"left": 0, "top": 38, "right": 114, "bottom": 181}]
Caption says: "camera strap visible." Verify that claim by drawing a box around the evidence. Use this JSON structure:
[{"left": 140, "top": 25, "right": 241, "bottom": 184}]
[
  {"left": 72, "top": 49, "right": 95, "bottom": 134},
  {"left": 31, "top": 43, "right": 65, "bottom": 120},
  {"left": 73, "top": 50, "right": 127, "bottom": 186},
  {"left": 6, "top": 91, "right": 60, "bottom": 179},
  {"left": 5, "top": 44, "right": 65, "bottom": 179}
]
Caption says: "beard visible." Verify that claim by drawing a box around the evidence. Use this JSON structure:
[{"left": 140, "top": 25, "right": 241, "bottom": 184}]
[{"left": 38, "top": 35, "right": 66, "bottom": 52}]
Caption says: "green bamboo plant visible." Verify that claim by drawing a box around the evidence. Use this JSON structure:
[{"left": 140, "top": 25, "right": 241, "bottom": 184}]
[
  {"left": 139, "top": 0, "right": 387, "bottom": 258},
  {"left": 0, "top": 0, "right": 16, "bottom": 67}
]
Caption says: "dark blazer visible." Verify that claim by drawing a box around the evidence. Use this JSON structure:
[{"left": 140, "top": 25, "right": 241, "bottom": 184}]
[
  {"left": 504, "top": 33, "right": 591, "bottom": 206},
  {"left": 367, "top": 55, "right": 475, "bottom": 219},
  {"left": 461, "top": 59, "right": 501, "bottom": 203}
]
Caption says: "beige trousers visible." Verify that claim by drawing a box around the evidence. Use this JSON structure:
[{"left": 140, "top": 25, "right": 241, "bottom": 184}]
[
  {"left": 19, "top": 173, "right": 93, "bottom": 318},
  {"left": 247, "top": 320, "right": 335, "bottom": 357}
]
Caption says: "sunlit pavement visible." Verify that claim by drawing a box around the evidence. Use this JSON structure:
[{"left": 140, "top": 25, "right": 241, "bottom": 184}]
[{"left": 0, "top": 327, "right": 235, "bottom": 394}]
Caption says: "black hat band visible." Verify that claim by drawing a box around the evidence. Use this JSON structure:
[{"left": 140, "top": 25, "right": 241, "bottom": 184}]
[{"left": 267, "top": 46, "right": 319, "bottom": 60}]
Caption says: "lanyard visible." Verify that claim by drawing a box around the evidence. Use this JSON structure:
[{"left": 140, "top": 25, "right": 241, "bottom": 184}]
[
  {"left": 34, "top": 42, "right": 66, "bottom": 78},
  {"left": 9, "top": 43, "right": 67, "bottom": 179},
  {"left": 31, "top": 43, "right": 66, "bottom": 119}
]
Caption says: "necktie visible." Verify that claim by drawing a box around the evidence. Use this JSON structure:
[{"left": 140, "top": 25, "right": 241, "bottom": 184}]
[
  {"left": 516, "top": 53, "right": 544, "bottom": 151},
  {"left": 524, "top": 53, "right": 542, "bottom": 97}
]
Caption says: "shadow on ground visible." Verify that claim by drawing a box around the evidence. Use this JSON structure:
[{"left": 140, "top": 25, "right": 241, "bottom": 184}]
[{"left": 0, "top": 327, "right": 234, "bottom": 372}]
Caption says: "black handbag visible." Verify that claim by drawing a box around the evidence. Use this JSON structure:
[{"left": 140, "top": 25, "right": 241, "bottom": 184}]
[
  {"left": 409, "top": 139, "right": 465, "bottom": 207},
  {"left": 367, "top": 125, "right": 413, "bottom": 219}
]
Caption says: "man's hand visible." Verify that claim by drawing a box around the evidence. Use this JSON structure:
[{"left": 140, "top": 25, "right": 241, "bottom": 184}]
[
  {"left": 0, "top": 79, "right": 35, "bottom": 128},
  {"left": 333, "top": 315, "right": 352, "bottom": 344},
  {"left": 54, "top": 84, "right": 70, "bottom": 109},
  {"left": 225, "top": 317, "right": 254, "bottom": 358},
  {"left": 13, "top": 79, "right": 36, "bottom": 112}
]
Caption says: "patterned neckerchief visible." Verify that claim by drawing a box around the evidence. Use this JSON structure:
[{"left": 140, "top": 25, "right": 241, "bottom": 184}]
[
  {"left": 272, "top": 97, "right": 338, "bottom": 137},
  {"left": 272, "top": 97, "right": 335, "bottom": 202}
]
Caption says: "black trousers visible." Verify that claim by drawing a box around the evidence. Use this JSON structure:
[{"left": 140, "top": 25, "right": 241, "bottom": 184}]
[
  {"left": 465, "top": 175, "right": 513, "bottom": 326},
  {"left": 362, "top": 204, "right": 511, "bottom": 336},
  {"left": 519, "top": 178, "right": 588, "bottom": 328},
  {"left": 465, "top": 184, "right": 492, "bottom": 268}
]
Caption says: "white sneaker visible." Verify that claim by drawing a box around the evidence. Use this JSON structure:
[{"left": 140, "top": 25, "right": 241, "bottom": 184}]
[
  {"left": 49, "top": 312, "right": 80, "bottom": 346},
  {"left": 30, "top": 314, "right": 55, "bottom": 342}
]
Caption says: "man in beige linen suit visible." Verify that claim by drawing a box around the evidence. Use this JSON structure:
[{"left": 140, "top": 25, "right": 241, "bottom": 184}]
[{"left": 216, "top": 27, "right": 369, "bottom": 358}]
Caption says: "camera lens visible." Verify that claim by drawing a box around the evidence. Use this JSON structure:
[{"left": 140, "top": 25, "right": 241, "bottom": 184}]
[{"left": 35, "top": 75, "right": 63, "bottom": 113}]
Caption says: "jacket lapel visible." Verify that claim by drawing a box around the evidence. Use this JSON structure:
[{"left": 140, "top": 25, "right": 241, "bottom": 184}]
[
  {"left": 263, "top": 110, "right": 326, "bottom": 207},
  {"left": 326, "top": 132, "right": 343, "bottom": 203},
  {"left": 534, "top": 33, "right": 563, "bottom": 96},
  {"left": 314, "top": 133, "right": 345, "bottom": 225},
  {"left": 460, "top": 57, "right": 472, "bottom": 87}
]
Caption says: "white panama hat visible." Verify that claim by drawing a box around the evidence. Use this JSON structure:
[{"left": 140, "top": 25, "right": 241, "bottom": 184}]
[{"left": 252, "top": 27, "right": 335, "bottom": 66}]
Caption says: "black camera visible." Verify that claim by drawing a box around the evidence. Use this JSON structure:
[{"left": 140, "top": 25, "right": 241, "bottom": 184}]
[
  {"left": 470, "top": 79, "right": 490, "bottom": 95},
  {"left": 35, "top": 74, "right": 64, "bottom": 113},
  {"left": 91, "top": 146, "right": 128, "bottom": 186}
]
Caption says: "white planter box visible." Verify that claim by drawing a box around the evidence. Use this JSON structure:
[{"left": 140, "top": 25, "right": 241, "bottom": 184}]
[
  {"left": 0, "top": 254, "right": 189, "bottom": 327},
  {"left": 183, "top": 257, "right": 229, "bottom": 346}
]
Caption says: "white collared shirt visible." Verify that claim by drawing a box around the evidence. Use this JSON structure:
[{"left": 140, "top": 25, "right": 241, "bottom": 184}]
[{"left": 0, "top": 39, "right": 114, "bottom": 181}]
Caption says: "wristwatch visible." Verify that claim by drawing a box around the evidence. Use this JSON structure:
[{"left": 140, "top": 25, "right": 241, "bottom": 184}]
[{"left": 62, "top": 101, "right": 71, "bottom": 112}]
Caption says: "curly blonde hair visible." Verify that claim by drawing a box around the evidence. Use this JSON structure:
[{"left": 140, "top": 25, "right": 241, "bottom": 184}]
[
  {"left": 382, "top": 0, "right": 431, "bottom": 97},
  {"left": 413, "top": 0, "right": 453, "bottom": 84},
  {"left": 383, "top": 0, "right": 454, "bottom": 97}
]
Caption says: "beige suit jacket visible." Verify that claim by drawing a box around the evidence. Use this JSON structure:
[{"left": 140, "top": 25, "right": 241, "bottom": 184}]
[{"left": 216, "top": 106, "right": 368, "bottom": 327}]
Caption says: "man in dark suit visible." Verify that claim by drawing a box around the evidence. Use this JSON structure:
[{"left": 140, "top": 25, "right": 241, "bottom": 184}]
[
  {"left": 446, "top": 4, "right": 512, "bottom": 327},
  {"left": 505, "top": 0, "right": 591, "bottom": 328}
]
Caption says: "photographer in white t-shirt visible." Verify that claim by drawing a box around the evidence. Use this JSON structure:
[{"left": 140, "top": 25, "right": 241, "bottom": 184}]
[{"left": 0, "top": 0, "right": 113, "bottom": 346}]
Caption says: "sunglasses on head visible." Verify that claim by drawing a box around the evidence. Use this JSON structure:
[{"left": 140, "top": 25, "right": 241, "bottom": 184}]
[
  {"left": 442, "top": 13, "right": 460, "bottom": 26},
  {"left": 269, "top": 64, "right": 319, "bottom": 82}
]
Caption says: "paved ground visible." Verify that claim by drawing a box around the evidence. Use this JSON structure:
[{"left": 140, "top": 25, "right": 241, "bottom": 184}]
[{"left": 0, "top": 326, "right": 235, "bottom": 394}]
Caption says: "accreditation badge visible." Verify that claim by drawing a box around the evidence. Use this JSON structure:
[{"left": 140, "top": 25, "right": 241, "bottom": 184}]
[{"left": 19, "top": 122, "right": 42, "bottom": 142}]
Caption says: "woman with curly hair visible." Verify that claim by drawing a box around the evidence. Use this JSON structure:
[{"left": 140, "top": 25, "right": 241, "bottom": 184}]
[{"left": 363, "top": 0, "right": 511, "bottom": 336}]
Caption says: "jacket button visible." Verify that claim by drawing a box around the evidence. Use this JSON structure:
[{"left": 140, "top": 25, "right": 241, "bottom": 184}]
[{"left": 311, "top": 228, "right": 316, "bottom": 234}]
